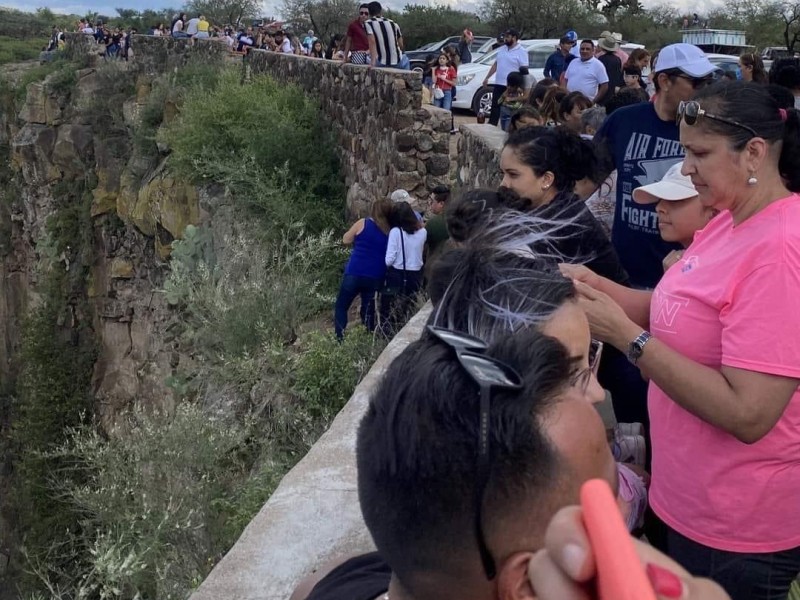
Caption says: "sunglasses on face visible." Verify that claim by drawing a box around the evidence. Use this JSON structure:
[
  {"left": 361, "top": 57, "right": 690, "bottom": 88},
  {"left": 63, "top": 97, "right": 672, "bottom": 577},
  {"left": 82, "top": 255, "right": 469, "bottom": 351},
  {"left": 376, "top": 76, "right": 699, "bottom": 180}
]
[
  {"left": 359, "top": 11, "right": 369, "bottom": 15},
  {"left": 677, "top": 100, "right": 758, "bottom": 137},
  {"left": 426, "top": 325, "right": 523, "bottom": 580},
  {"left": 672, "top": 73, "right": 714, "bottom": 89}
]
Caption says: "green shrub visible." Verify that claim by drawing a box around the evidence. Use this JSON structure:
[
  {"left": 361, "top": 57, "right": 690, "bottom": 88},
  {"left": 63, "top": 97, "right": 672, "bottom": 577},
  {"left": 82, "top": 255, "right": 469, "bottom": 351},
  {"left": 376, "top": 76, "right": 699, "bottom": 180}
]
[
  {"left": 0, "top": 35, "right": 47, "bottom": 65},
  {"left": 164, "top": 223, "right": 346, "bottom": 362},
  {"left": 26, "top": 403, "right": 253, "bottom": 600},
  {"left": 292, "top": 327, "right": 387, "bottom": 420},
  {"left": 160, "top": 70, "right": 344, "bottom": 234}
]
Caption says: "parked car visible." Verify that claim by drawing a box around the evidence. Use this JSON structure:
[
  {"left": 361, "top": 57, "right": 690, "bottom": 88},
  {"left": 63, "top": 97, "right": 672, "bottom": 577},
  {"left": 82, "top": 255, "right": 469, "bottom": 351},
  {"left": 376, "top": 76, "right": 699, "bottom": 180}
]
[
  {"left": 453, "top": 39, "right": 559, "bottom": 115},
  {"left": 706, "top": 53, "right": 741, "bottom": 79},
  {"left": 405, "top": 35, "right": 492, "bottom": 72}
]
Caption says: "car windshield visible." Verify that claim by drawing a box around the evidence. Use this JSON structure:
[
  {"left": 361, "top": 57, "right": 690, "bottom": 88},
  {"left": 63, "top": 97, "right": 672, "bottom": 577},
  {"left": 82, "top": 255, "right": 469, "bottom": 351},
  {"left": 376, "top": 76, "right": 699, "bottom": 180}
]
[{"left": 414, "top": 41, "right": 438, "bottom": 52}]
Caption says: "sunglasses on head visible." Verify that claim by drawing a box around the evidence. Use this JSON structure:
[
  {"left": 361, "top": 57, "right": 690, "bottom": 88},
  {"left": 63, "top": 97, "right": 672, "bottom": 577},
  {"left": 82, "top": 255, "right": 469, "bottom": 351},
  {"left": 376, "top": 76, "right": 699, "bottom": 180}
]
[
  {"left": 677, "top": 100, "right": 758, "bottom": 137},
  {"left": 426, "top": 325, "right": 523, "bottom": 580}
]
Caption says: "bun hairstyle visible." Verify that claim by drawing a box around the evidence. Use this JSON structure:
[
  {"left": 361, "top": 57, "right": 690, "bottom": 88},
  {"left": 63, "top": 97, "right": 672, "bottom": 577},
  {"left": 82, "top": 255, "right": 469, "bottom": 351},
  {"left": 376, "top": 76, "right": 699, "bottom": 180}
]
[
  {"left": 692, "top": 81, "right": 800, "bottom": 192},
  {"left": 504, "top": 126, "right": 598, "bottom": 193}
]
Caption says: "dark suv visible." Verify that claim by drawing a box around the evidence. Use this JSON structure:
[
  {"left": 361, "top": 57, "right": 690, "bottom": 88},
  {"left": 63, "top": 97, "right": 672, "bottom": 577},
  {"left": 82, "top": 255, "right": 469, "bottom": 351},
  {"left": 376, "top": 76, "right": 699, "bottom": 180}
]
[{"left": 405, "top": 35, "right": 492, "bottom": 72}]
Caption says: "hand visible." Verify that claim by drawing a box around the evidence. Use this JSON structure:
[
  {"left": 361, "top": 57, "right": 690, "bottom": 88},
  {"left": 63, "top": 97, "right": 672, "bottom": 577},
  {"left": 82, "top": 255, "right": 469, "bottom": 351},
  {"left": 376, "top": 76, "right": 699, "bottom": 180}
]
[
  {"left": 528, "top": 505, "right": 731, "bottom": 600},
  {"left": 573, "top": 281, "right": 638, "bottom": 347},
  {"left": 662, "top": 249, "right": 684, "bottom": 272},
  {"left": 558, "top": 263, "right": 602, "bottom": 290}
]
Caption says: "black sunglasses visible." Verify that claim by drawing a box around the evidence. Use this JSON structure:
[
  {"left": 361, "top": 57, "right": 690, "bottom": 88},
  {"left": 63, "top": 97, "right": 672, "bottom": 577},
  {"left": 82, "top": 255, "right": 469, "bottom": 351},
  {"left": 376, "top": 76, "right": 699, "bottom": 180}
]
[
  {"left": 677, "top": 100, "right": 758, "bottom": 137},
  {"left": 426, "top": 325, "right": 523, "bottom": 580},
  {"left": 672, "top": 72, "right": 715, "bottom": 89},
  {"left": 359, "top": 10, "right": 369, "bottom": 14}
]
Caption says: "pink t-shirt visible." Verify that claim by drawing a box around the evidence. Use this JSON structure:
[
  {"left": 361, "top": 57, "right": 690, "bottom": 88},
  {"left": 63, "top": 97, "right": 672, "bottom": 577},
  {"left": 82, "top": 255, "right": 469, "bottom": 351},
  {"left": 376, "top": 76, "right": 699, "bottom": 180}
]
[{"left": 648, "top": 194, "right": 800, "bottom": 553}]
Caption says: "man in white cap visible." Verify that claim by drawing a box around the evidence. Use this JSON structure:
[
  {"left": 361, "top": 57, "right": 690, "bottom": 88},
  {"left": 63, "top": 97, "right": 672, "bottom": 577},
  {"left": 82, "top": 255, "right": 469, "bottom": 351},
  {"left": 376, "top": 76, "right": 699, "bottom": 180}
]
[
  {"left": 632, "top": 161, "right": 718, "bottom": 270},
  {"left": 592, "top": 43, "right": 717, "bottom": 442},
  {"left": 390, "top": 189, "right": 423, "bottom": 221}
]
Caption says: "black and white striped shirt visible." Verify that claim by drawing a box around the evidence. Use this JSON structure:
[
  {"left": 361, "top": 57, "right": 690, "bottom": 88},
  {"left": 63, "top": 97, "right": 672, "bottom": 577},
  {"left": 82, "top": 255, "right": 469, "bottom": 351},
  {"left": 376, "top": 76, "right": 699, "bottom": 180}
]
[{"left": 365, "top": 16, "right": 402, "bottom": 66}]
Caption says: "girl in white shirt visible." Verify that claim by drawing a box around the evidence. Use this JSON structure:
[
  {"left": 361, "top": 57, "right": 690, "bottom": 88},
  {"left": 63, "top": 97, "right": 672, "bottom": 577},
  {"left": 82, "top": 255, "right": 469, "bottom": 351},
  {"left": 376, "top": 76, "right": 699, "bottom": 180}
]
[{"left": 380, "top": 201, "right": 427, "bottom": 335}]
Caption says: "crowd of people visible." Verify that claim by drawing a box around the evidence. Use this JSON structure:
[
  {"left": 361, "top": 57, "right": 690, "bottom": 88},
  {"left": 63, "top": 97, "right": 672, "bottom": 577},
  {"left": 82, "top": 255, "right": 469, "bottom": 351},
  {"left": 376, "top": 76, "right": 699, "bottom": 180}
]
[{"left": 322, "top": 34, "right": 800, "bottom": 600}]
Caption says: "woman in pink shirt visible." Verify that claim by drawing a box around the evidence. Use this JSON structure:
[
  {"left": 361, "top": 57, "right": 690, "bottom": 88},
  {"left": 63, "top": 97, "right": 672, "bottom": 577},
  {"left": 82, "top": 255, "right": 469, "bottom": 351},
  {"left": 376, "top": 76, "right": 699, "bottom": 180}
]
[{"left": 561, "top": 81, "right": 800, "bottom": 600}]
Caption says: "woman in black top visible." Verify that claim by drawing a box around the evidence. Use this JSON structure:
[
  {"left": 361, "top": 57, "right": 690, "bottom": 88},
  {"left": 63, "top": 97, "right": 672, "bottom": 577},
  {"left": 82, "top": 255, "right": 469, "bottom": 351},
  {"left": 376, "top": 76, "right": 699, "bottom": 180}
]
[{"left": 498, "top": 126, "right": 629, "bottom": 285}]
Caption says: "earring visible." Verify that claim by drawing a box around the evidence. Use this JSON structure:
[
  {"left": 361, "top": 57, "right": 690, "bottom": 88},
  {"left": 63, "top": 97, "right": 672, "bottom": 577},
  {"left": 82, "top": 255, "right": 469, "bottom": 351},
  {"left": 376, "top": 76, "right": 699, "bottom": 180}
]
[
  {"left": 543, "top": 184, "right": 551, "bottom": 190},
  {"left": 747, "top": 173, "right": 758, "bottom": 185}
]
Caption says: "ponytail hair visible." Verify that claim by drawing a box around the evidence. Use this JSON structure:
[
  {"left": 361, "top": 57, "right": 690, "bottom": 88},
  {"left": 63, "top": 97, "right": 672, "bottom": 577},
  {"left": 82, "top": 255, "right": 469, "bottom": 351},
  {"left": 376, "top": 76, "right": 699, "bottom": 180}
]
[
  {"left": 503, "top": 126, "right": 598, "bottom": 194},
  {"left": 779, "top": 108, "right": 800, "bottom": 192}
]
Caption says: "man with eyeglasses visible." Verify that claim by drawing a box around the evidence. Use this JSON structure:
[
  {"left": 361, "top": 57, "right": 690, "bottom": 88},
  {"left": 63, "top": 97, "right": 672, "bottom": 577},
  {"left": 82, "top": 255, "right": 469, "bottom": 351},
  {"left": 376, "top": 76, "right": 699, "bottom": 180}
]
[
  {"left": 342, "top": 3, "right": 371, "bottom": 65},
  {"left": 592, "top": 42, "right": 717, "bottom": 434}
]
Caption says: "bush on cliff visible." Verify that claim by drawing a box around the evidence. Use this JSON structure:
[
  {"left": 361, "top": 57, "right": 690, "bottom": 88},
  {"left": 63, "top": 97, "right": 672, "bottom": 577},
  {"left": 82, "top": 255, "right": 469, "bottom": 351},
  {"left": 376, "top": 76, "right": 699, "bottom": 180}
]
[{"left": 161, "top": 70, "right": 343, "bottom": 233}]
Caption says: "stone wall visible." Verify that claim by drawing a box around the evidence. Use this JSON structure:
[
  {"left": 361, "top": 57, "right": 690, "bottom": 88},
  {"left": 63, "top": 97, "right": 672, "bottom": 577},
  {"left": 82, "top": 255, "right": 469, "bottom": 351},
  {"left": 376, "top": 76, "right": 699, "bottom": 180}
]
[
  {"left": 456, "top": 123, "right": 506, "bottom": 190},
  {"left": 64, "top": 33, "right": 228, "bottom": 77},
  {"left": 247, "top": 50, "right": 452, "bottom": 215}
]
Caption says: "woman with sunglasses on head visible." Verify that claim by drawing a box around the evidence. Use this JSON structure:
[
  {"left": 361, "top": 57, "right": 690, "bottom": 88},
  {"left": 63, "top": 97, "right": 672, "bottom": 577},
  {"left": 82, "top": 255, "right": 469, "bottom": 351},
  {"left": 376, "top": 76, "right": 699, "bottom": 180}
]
[
  {"left": 562, "top": 81, "right": 800, "bottom": 600},
  {"left": 739, "top": 52, "right": 767, "bottom": 84}
]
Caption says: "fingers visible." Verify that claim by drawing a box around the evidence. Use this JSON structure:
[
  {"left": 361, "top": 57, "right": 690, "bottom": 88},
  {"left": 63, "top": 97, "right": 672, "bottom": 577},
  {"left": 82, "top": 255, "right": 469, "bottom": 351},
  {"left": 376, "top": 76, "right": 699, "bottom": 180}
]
[
  {"left": 573, "top": 280, "right": 601, "bottom": 300},
  {"left": 528, "top": 549, "right": 593, "bottom": 600},
  {"left": 542, "top": 506, "right": 597, "bottom": 582}
]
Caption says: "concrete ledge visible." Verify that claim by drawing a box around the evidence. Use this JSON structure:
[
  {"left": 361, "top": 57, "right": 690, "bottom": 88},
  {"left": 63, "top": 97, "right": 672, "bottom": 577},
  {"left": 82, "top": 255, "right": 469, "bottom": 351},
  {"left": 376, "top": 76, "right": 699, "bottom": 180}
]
[
  {"left": 190, "top": 305, "right": 432, "bottom": 600},
  {"left": 456, "top": 123, "right": 506, "bottom": 190}
]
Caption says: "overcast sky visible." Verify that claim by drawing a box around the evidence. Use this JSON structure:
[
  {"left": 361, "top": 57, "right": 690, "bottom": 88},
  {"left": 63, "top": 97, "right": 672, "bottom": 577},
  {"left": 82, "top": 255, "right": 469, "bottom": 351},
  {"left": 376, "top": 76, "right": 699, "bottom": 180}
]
[{"left": 3, "top": 0, "right": 716, "bottom": 21}]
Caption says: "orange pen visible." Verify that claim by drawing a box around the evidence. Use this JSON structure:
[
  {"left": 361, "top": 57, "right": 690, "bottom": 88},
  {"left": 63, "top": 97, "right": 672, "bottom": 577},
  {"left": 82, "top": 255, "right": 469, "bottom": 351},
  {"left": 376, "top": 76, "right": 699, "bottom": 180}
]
[{"left": 580, "top": 478, "right": 658, "bottom": 600}]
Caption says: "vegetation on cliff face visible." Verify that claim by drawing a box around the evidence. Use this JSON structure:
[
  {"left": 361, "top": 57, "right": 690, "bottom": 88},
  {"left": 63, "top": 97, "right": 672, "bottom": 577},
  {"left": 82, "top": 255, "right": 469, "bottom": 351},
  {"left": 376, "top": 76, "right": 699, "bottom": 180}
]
[{"left": 4, "top": 59, "right": 385, "bottom": 599}]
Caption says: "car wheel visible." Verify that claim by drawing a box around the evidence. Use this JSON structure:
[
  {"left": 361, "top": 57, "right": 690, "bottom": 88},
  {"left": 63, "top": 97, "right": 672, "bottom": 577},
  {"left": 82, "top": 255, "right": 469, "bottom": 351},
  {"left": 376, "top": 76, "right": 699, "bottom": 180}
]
[{"left": 472, "top": 86, "right": 493, "bottom": 115}]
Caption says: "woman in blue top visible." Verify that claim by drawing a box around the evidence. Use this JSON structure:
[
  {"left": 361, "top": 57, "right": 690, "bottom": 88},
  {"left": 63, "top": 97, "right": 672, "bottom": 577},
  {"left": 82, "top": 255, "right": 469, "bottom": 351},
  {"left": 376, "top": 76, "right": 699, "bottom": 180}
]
[{"left": 334, "top": 199, "right": 392, "bottom": 339}]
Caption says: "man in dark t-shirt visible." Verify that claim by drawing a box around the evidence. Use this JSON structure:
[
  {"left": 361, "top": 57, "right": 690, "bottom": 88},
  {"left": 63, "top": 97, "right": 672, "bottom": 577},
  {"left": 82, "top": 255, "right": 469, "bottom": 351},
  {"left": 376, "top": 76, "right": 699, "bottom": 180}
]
[
  {"left": 424, "top": 184, "right": 450, "bottom": 257},
  {"left": 342, "top": 3, "right": 371, "bottom": 64}
]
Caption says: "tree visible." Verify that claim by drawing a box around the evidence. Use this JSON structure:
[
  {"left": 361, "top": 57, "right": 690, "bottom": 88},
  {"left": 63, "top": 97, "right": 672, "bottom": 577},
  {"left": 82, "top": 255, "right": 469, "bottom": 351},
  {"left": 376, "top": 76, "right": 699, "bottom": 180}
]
[
  {"left": 481, "top": 0, "right": 593, "bottom": 39},
  {"left": 779, "top": 1, "right": 800, "bottom": 52},
  {"left": 185, "top": 0, "right": 261, "bottom": 27},
  {"left": 281, "top": 0, "right": 357, "bottom": 42},
  {"left": 389, "top": 5, "right": 487, "bottom": 51}
]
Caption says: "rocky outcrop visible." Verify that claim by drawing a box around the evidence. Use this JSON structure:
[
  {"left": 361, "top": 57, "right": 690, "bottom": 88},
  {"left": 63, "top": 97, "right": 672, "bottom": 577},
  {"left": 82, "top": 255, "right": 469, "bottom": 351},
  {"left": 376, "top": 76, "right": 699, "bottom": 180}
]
[{"left": 247, "top": 51, "right": 452, "bottom": 216}]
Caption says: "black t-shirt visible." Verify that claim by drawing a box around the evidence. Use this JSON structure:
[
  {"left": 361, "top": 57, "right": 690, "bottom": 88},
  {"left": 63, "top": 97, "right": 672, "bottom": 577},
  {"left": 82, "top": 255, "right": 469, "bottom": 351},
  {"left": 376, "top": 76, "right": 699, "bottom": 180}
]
[
  {"left": 306, "top": 552, "right": 391, "bottom": 600},
  {"left": 532, "top": 191, "right": 630, "bottom": 286}
]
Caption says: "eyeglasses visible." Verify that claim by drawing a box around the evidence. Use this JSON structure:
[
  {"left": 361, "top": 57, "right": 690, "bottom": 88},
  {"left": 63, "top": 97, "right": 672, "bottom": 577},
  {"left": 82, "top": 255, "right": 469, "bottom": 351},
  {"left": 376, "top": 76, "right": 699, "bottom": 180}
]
[
  {"left": 677, "top": 100, "right": 758, "bottom": 137},
  {"left": 426, "top": 325, "right": 523, "bottom": 580},
  {"left": 570, "top": 340, "right": 603, "bottom": 395},
  {"left": 359, "top": 11, "right": 369, "bottom": 15},
  {"left": 672, "top": 73, "right": 715, "bottom": 89}
]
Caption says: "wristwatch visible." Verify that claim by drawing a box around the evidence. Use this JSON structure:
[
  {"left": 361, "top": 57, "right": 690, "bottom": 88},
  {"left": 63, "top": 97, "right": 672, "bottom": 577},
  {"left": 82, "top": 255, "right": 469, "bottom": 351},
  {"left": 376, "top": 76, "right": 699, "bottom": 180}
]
[{"left": 627, "top": 331, "right": 653, "bottom": 365}]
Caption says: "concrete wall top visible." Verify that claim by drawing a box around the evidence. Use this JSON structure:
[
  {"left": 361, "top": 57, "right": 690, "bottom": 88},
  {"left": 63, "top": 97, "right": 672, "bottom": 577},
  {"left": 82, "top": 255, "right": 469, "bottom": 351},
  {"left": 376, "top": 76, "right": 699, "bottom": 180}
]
[{"left": 190, "top": 305, "right": 431, "bottom": 600}]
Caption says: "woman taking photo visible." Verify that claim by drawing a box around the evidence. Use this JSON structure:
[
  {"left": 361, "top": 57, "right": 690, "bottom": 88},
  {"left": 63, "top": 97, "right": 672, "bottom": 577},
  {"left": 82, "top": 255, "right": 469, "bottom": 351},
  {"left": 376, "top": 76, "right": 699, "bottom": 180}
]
[
  {"left": 562, "top": 81, "right": 800, "bottom": 600},
  {"left": 379, "top": 202, "right": 426, "bottom": 335},
  {"left": 334, "top": 199, "right": 392, "bottom": 340}
]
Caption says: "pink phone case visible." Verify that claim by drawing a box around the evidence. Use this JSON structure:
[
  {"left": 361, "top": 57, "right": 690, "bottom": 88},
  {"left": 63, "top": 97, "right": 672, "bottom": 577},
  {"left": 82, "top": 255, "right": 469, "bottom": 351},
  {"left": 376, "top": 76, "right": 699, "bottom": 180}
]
[{"left": 581, "top": 479, "right": 657, "bottom": 600}]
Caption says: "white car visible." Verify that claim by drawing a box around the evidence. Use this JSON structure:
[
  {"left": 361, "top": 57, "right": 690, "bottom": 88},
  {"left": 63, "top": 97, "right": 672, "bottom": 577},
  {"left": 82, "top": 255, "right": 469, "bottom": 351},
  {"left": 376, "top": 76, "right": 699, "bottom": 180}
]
[{"left": 453, "top": 39, "right": 560, "bottom": 115}]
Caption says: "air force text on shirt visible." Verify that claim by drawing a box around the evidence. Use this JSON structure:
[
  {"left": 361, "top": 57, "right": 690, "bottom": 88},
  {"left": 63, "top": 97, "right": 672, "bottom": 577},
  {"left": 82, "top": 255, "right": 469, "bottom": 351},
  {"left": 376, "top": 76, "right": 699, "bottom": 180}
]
[{"left": 620, "top": 133, "right": 685, "bottom": 233}]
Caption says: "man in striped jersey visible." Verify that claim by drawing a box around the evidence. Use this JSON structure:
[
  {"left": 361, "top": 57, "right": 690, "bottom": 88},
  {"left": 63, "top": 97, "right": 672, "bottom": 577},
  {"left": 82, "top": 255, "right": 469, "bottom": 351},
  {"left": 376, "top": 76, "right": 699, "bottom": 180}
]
[{"left": 365, "top": 1, "right": 409, "bottom": 69}]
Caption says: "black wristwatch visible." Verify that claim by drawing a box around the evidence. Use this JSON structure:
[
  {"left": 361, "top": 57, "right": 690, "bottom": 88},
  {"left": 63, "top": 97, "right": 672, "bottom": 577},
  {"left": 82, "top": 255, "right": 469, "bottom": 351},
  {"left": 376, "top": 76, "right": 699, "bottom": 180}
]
[{"left": 627, "top": 331, "right": 652, "bottom": 365}]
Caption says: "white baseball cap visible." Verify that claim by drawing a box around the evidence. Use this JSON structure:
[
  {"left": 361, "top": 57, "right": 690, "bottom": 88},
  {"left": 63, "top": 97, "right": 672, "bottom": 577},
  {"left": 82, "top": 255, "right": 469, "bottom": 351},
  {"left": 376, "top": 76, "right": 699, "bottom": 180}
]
[
  {"left": 390, "top": 189, "right": 411, "bottom": 203},
  {"left": 653, "top": 43, "right": 716, "bottom": 78},
  {"left": 632, "top": 162, "right": 698, "bottom": 204}
]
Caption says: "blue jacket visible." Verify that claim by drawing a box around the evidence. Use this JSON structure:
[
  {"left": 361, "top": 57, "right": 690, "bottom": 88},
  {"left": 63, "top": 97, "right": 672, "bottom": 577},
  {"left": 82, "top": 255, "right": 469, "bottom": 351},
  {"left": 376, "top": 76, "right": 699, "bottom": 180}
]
[{"left": 544, "top": 50, "right": 569, "bottom": 81}]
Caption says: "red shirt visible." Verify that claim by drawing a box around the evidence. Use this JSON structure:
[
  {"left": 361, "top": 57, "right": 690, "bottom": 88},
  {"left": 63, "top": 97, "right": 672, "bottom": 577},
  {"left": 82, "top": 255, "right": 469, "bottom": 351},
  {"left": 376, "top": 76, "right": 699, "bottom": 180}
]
[
  {"left": 434, "top": 66, "right": 457, "bottom": 91},
  {"left": 347, "top": 19, "right": 369, "bottom": 52}
]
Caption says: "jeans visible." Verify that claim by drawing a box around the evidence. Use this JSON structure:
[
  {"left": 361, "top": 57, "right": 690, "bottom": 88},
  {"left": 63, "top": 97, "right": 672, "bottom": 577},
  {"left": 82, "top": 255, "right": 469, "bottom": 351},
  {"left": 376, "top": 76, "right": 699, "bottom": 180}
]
[
  {"left": 433, "top": 89, "right": 452, "bottom": 111},
  {"left": 377, "top": 54, "right": 410, "bottom": 70},
  {"left": 172, "top": 31, "right": 189, "bottom": 38},
  {"left": 334, "top": 274, "right": 382, "bottom": 339},
  {"left": 499, "top": 105, "right": 514, "bottom": 131},
  {"left": 489, "top": 84, "right": 506, "bottom": 126},
  {"left": 661, "top": 519, "right": 800, "bottom": 600},
  {"left": 379, "top": 268, "right": 423, "bottom": 336}
]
